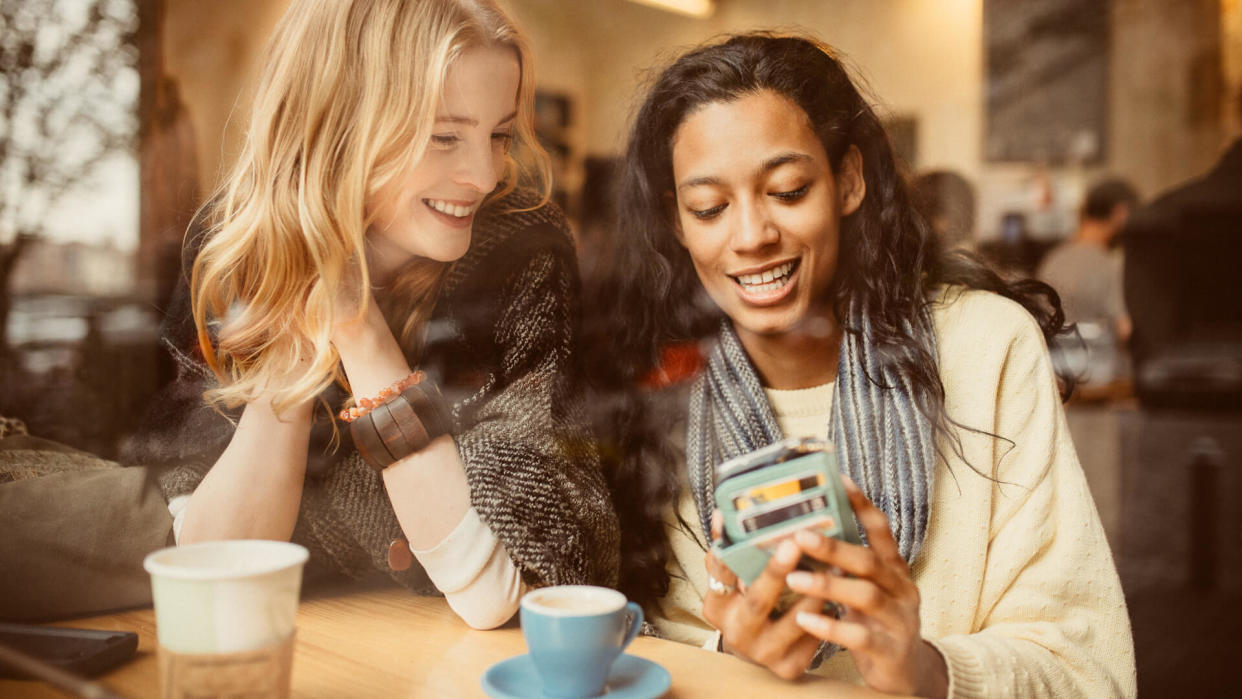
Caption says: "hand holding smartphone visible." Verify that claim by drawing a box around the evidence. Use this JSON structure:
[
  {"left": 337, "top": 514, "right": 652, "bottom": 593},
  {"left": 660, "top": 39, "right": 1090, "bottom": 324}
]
[{"left": 711, "top": 437, "right": 861, "bottom": 612}]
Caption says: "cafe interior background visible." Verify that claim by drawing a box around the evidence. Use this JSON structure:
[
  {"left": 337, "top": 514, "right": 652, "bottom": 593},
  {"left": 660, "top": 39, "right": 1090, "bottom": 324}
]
[{"left": 1, "top": 0, "right": 1239, "bottom": 694}]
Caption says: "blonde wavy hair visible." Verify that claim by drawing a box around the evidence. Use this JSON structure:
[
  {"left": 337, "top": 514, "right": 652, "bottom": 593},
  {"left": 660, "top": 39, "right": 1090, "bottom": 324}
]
[{"left": 191, "top": 0, "right": 550, "bottom": 415}]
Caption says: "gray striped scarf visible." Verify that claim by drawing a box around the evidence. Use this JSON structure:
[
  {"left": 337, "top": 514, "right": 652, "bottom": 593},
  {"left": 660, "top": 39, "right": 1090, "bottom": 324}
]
[{"left": 686, "top": 302, "right": 937, "bottom": 565}]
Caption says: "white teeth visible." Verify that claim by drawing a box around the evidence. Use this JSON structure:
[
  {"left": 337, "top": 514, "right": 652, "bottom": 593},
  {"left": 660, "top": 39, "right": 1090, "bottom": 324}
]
[
  {"left": 426, "top": 199, "right": 475, "bottom": 217},
  {"left": 746, "top": 280, "right": 784, "bottom": 293},
  {"left": 735, "top": 261, "right": 795, "bottom": 289}
]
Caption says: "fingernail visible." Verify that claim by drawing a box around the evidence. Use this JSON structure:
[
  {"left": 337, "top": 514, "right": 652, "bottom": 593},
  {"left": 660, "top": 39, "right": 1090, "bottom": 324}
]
[
  {"left": 786, "top": 571, "right": 812, "bottom": 589},
  {"left": 776, "top": 540, "right": 800, "bottom": 565},
  {"left": 796, "top": 611, "right": 826, "bottom": 632},
  {"left": 795, "top": 529, "right": 821, "bottom": 547}
]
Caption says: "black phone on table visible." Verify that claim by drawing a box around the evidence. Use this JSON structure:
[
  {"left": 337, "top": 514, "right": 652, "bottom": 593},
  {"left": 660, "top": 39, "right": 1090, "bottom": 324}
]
[{"left": 0, "top": 622, "right": 138, "bottom": 679}]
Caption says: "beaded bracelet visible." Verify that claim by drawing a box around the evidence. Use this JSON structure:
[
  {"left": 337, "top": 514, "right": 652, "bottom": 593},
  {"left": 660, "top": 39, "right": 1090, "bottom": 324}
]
[{"left": 339, "top": 370, "right": 426, "bottom": 423}]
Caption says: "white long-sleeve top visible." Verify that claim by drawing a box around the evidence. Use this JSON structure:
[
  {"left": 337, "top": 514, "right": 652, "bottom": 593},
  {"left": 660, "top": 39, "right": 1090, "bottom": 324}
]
[{"left": 169, "top": 498, "right": 524, "bottom": 629}]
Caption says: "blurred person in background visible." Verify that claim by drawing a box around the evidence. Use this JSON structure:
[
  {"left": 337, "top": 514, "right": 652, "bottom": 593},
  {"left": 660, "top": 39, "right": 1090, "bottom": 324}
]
[
  {"left": 911, "top": 169, "right": 976, "bottom": 251},
  {"left": 1037, "top": 178, "right": 1140, "bottom": 387},
  {"left": 1037, "top": 178, "right": 1139, "bottom": 344}
]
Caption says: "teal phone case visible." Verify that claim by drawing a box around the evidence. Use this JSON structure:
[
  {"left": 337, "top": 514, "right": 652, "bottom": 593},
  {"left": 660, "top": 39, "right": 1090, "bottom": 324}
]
[{"left": 711, "top": 438, "right": 861, "bottom": 587}]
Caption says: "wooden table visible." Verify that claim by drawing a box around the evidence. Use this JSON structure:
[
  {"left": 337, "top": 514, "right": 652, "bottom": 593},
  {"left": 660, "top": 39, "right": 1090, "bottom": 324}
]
[{"left": 1, "top": 585, "right": 890, "bottom": 697}]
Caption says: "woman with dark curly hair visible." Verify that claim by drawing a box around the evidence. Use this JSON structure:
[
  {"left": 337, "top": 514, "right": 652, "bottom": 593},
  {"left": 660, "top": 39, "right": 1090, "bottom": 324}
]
[{"left": 591, "top": 33, "right": 1134, "bottom": 697}]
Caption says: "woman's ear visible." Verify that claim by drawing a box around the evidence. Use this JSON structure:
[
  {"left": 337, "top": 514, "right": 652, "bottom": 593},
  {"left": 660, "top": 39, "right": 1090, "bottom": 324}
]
[{"left": 838, "top": 144, "right": 866, "bottom": 216}]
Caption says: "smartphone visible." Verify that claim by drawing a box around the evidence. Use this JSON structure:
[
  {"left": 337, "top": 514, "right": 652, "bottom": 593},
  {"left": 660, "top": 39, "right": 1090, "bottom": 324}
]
[
  {"left": 712, "top": 437, "right": 860, "bottom": 617},
  {"left": 0, "top": 623, "right": 138, "bottom": 679}
]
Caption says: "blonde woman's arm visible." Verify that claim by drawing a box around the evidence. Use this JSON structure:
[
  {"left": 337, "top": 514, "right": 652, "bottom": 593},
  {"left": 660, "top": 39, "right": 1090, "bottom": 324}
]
[
  {"left": 172, "top": 268, "right": 470, "bottom": 548},
  {"left": 169, "top": 274, "right": 519, "bottom": 627},
  {"left": 330, "top": 292, "right": 473, "bottom": 549},
  {"left": 176, "top": 395, "right": 313, "bottom": 544},
  {"left": 332, "top": 291, "right": 524, "bottom": 629}
]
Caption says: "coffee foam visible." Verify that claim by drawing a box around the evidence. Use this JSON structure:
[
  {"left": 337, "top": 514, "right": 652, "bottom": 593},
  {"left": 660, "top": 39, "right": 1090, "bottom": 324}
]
[{"left": 522, "top": 585, "right": 626, "bottom": 617}]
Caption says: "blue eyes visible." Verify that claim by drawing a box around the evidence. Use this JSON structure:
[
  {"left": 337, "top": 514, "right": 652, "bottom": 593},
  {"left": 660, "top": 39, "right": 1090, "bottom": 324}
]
[{"left": 688, "top": 184, "right": 810, "bottom": 220}]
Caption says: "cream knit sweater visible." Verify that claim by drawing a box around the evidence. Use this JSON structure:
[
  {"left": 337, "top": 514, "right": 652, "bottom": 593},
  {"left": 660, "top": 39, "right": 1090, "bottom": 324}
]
[{"left": 653, "top": 288, "right": 1136, "bottom": 698}]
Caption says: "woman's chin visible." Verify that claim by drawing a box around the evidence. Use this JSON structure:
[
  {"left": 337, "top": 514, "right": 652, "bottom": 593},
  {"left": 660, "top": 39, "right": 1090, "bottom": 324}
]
[
  {"left": 419, "top": 231, "right": 473, "bottom": 263},
  {"left": 425, "top": 244, "right": 471, "bottom": 264},
  {"left": 401, "top": 238, "right": 472, "bottom": 265},
  {"left": 732, "top": 313, "right": 800, "bottom": 340},
  {"left": 732, "top": 309, "right": 836, "bottom": 345}
]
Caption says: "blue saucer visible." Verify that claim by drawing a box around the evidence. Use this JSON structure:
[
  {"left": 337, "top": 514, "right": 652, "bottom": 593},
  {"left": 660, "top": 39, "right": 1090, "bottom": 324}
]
[{"left": 482, "top": 653, "right": 671, "bottom": 699}]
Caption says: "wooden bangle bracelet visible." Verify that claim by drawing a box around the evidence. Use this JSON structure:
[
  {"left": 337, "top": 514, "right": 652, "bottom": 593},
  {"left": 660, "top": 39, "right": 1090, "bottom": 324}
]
[
  {"left": 352, "top": 379, "right": 452, "bottom": 472},
  {"left": 370, "top": 402, "right": 408, "bottom": 461},
  {"left": 351, "top": 409, "right": 396, "bottom": 470},
  {"left": 400, "top": 383, "right": 450, "bottom": 441},
  {"left": 385, "top": 393, "right": 430, "bottom": 454}
]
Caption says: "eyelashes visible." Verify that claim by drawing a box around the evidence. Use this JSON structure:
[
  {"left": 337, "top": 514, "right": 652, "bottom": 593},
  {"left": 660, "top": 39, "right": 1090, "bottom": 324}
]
[
  {"left": 690, "top": 203, "right": 727, "bottom": 220},
  {"left": 687, "top": 183, "right": 811, "bottom": 220},
  {"left": 428, "top": 132, "right": 515, "bottom": 151},
  {"left": 772, "top": 184, "right": 809, "bottom": 201}
]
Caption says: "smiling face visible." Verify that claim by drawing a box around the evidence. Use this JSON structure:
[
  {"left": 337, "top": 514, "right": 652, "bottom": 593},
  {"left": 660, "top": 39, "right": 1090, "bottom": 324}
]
[
  {"left": 367, "top": 44, "right": 521, "bottom": 270},
  {"left": 670, "top": 89, "right": 865, "bottom": 358}
]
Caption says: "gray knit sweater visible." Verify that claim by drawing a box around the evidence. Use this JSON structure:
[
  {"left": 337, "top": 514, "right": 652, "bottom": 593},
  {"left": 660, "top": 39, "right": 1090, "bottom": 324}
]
[{"left": 126, "top": 189, "right": 620, "bottom": 593}]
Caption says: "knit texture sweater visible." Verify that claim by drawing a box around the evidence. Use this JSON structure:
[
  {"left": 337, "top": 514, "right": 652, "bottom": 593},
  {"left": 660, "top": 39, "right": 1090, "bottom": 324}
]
[
  {"left": 125, "top": 190, "right": 620, "bottom": 593},
  {"left": 653, "top": 288, "right": 1136, "bottom": 697}
]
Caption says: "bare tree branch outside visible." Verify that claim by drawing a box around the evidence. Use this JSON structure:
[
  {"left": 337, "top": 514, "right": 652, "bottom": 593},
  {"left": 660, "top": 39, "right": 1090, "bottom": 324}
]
[{"left": 0, "top": 0, "right": 139, "bottom": 356}]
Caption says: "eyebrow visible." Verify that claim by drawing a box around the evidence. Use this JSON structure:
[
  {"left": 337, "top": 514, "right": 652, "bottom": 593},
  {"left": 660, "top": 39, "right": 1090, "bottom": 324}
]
[
  {"left": 676, "top": 151, "right": 814, "bottom": 191},
  {"left": 434, "top": 111, "right": 518, "bottom": 127}
]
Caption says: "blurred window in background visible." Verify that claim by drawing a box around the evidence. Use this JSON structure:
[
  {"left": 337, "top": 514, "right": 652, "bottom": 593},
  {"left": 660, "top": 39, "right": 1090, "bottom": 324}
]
[{"left": 0, "top": 0, "right": 149, "bottom": 456}]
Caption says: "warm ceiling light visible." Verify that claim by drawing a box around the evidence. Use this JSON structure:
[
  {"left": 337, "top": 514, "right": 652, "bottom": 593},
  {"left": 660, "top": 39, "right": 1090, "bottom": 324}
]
[{"left": 626, "top": 0, "right": 716, "bottom": 19}]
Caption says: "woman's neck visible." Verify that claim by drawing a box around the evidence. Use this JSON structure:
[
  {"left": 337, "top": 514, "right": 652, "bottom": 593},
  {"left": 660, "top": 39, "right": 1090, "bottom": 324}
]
[
  {"left": 365, "top": 235, "right": 414, "bottom": 287},
  {"left": 735, "top": 315, "right": 842, "bottom": 390}
]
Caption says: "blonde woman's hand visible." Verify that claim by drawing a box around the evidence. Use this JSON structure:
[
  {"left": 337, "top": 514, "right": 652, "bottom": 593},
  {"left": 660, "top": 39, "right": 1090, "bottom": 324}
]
[
  {"left": 784, "top": 477, "right": 948, "bottom": 698},
  {"left": 328, "top": 267, "right": 412, "bottom": 400},
  {"left": 328, "top": 263, "right": 378, "bottom": 342},
  {"left": 701, "top": 511, "right": 824, "bottom": 680}
]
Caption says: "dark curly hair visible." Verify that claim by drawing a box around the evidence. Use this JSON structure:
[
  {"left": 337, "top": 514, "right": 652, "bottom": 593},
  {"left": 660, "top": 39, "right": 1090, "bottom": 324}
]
[{"left": 586, "top": 33, "right": 1072, "bottom": 611}]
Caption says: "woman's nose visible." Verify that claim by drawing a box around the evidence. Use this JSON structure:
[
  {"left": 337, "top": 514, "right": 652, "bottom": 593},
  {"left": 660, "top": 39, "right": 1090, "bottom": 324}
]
[
  {"left": 730, "top": 200, "right": 780, "bottom": 253},
  {"left": 454, "top": 138, "right": 501, "bottom": 194}
]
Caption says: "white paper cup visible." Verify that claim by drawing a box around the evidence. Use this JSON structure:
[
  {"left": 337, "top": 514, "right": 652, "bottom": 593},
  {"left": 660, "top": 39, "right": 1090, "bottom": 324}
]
[{"left": 144, "top": 540, "right": 308, "bottom": 698}]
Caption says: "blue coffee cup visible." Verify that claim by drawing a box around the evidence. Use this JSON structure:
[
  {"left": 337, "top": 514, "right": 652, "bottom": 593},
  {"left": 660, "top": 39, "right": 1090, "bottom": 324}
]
[{"left": 519, "top": 585, "right": 643, "bottom": 699}]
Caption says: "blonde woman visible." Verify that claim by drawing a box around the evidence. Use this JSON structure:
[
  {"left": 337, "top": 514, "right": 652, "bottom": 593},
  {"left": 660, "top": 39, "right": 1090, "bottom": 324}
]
[{"left": 0, "top": 0, "right": 618, "bottom": 628}]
